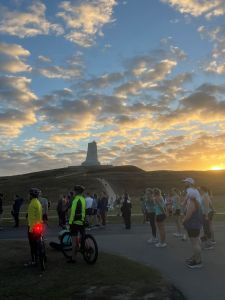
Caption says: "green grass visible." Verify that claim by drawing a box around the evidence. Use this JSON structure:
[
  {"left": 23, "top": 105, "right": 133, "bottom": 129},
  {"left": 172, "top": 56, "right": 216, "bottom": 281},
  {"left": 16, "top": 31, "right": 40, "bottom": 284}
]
[{"left": 0, "top": 241, "right": 185, "bottom": 300}]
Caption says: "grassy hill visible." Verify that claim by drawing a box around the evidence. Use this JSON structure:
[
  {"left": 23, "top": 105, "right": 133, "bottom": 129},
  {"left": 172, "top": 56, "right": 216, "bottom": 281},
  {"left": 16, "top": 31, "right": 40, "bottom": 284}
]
[{"left": 1, "top": 165, "right": 225, "bottom": 206}]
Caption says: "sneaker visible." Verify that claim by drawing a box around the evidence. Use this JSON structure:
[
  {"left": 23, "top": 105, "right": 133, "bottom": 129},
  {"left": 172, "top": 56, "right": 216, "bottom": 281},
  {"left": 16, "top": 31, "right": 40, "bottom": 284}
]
[
  {"left": 210, "top": 240, "right": 216, "bottom": 245},
  {"left": 155, "top": 242, "right": 167, "bottom": 248},
  {"left": 147, "top": 238, "right": 158, "bottom": 244},
  {"left": 24, "top": 261, "right": 37, "bottom": 267},
  {"left": 182, "top": 234, "right": 187, "bottom": 241},
  {"left": 173, "top": 233, "right": 181, "bottom": 237},
  {"left": 203, "top": 244, "right": 214, "bottom": 250},
  {"left": 187, "top": 260, "right": 203, "bottom": 269},
  {"left": 185, "top": 256, "right": 194, "bottom": 263}
]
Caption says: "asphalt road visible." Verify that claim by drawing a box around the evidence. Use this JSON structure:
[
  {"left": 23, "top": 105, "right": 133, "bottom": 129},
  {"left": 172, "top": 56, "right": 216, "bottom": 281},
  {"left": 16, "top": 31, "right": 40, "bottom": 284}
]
[{"left": 1, "top": 223, "right": 225, "bottom": 300}]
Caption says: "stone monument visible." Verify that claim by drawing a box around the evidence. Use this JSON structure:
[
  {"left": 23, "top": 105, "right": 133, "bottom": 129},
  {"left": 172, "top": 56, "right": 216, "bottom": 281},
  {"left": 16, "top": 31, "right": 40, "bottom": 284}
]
[{"left": 82, "top": 141, "right": 101, "bottom": 166}]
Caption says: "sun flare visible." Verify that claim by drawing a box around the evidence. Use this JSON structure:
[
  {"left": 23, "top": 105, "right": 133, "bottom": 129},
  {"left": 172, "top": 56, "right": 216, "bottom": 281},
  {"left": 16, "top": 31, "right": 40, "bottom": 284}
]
[{"left": 210, "top": 166, "right": 224, "bottom": 171}]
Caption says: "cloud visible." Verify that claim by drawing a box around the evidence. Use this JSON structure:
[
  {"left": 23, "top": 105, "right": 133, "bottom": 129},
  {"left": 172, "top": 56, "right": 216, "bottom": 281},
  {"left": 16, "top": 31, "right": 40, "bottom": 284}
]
[
  {"left": 161, "top": 0, "right": 225, "bottom": 19},
  {"left": 57, "top": 0, "right": 117, "bottom": 47},
  {"left": 38, "top": 53, "right": 84, "bottom": 80},
  {"left": 155, "top": 89, "right": 225, "bottom": 128},
  {"left": 0, "top": 42, "right": 31, "bottom": 73},
  {"left": 0, "top": 1, "right": 64, "bottom": 38},
  {"left": 38, "top": 55, "right": 52, "bottom": 63},
  {"left": 198, "top": 25, "right": 225, "bottom": 74},
  {"left": 0, "top": 75, "right": 37, "bottom": 138}
]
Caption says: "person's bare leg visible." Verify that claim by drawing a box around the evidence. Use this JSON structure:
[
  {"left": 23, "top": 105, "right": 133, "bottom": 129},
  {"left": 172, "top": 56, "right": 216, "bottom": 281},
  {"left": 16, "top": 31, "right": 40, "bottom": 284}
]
[{"left": 190, "top": 237, "right": 201, "bottom": 263}]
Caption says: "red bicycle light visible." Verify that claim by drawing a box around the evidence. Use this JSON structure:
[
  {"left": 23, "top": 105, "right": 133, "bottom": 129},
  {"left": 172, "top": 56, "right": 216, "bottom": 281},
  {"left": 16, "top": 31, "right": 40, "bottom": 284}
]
[{"left": 33, "top": 223, "right": 43, "bottom": 235}]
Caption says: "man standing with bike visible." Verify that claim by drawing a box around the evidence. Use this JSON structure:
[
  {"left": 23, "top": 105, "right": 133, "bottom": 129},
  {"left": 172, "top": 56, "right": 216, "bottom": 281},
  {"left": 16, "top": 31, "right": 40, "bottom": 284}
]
[
  {"left": 25, "top": 188, "right": 42, "bottom": 267},
  {"left": 68, "top": 185, "right": 86, "bottom": 263}
]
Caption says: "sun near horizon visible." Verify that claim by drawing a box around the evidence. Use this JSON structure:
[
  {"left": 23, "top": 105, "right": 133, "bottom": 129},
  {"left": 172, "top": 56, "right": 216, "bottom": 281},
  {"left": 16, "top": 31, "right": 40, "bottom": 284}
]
[{"left": 210, "top": 166, "right": 225, "bottom": 171}]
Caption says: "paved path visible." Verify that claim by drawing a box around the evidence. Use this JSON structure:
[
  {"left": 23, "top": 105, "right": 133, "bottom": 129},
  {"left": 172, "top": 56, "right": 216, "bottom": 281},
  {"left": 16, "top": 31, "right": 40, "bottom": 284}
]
[
  {"left": 1, "top": 223, "right": 225, "bottom": 300},
  {"left": 97, "top": 177, "right": 116, "bottom": 207}
]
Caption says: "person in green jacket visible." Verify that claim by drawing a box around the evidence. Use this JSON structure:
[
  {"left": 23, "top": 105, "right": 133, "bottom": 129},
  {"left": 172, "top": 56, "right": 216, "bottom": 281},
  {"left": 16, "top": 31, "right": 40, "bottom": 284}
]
[
  {"left": 25, "top": 188, "right": 42, "bottom": 267},
  {"left": 68, "top": 185, "right": 86, "bottom": 263}
]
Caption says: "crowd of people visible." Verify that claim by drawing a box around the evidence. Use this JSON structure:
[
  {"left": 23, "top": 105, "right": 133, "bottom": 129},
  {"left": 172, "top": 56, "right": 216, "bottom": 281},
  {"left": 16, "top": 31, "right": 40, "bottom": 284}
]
[
  {"left": 140, "top": 177, "right": 216, "bottom": 268},
  {"left": 0, "top": 177, "right": 217, "bottom": 269}
]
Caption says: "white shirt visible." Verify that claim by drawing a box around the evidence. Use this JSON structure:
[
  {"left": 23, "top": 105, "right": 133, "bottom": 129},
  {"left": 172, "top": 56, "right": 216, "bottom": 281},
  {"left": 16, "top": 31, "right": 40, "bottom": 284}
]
[
  {"left": 85, "top": 196, "right": 93, "bottom": 209},
  {"left": 186, "top": 187, "right": 203, "bottom": 208}
]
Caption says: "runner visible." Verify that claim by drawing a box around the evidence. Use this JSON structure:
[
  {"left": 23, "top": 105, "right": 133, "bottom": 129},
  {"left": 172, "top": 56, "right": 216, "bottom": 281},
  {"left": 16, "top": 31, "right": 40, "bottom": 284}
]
[
  {"left": 182, "top": 178, "right": 203, "bottom": 269},
  {"left": 171, "top": 188, "right": 183, "bottom": 238},
  {"left": 153, "top": 188, "right": 167, "bottom": 248},
  {"left": 145, "top": 188, "right": 157, "bottom": 243},
  {"left": 199, "top": 186, "right": 214, "bottom": 250}
]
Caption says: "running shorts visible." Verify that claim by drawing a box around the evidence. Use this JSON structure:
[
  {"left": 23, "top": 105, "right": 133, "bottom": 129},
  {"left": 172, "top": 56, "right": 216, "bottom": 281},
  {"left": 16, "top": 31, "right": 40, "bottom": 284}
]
[
  {"left": 187, "top": 229, "right": 200, "bottom": 238},
  {"left": 156, "top": 213, "right": 166, "bottom": 223}
]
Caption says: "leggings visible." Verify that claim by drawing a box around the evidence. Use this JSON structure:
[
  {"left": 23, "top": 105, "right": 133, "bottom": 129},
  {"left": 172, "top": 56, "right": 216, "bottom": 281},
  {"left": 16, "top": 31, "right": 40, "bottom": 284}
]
[{"left": 149, "top": 212, "right": 156, "bottom": 238}]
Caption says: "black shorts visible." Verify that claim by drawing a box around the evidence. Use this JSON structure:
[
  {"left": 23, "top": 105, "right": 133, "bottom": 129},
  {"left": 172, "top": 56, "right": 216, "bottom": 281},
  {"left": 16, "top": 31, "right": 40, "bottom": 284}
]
[
  {"left": 86, "top": 208, "right": 93, "bottom": 216},
  {"left": 43, "top": 214, "right": 48, "bottom": 221},
  {"left": 92, "top": 209, "right": 97, "bottom": 215},
  {"left": 70, "top": 224, "right": 85, "bottom": 236},
  {"left": 156, "top": 214, "right": 166, "bottom": 223},
  {"left": 174, "top": 209, "right": 181, "bottom": 216},
  {"left": 187, "top": 229, "right": 200, "bottom": 238}
]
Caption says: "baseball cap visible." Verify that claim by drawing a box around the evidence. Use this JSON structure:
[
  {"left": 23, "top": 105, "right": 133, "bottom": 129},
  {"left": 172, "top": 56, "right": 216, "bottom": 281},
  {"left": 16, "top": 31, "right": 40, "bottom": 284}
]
[{"left": 182, "top": 178, "right": 195, "bottom": 185}]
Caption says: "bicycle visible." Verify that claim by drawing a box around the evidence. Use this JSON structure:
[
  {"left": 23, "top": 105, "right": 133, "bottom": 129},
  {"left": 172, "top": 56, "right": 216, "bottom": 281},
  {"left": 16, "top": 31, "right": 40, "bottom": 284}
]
[
  {"left": 60, "top": 227, "right": 98, "bottom": 264},
  {"left": 32, "top": 223, "right": 47, "bottom": 271}
]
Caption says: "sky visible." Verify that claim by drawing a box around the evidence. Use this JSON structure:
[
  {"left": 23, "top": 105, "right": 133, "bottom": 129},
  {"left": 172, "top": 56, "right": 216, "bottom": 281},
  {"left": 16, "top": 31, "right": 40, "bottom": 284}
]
[{"left": 1, "top": 0, "right": 225, "bottom": 176}]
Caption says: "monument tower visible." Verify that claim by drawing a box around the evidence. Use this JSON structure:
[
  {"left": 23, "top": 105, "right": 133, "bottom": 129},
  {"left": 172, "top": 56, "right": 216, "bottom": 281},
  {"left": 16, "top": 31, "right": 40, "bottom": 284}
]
[{"left": 82, "top": 141, "right": 101, "bottom": 166}]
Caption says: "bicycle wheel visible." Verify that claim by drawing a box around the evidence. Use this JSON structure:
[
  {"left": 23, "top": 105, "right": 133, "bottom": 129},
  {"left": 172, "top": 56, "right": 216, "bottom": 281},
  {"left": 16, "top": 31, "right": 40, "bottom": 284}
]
[
  {"left": 83, "top": 234, "right": 98, "bottom": 265},
  {"left": 60, "top": 231, "right": 72, "bottom": 259},
  {"left": 37, "top": 238, "right": 46, "bottom": 271}
]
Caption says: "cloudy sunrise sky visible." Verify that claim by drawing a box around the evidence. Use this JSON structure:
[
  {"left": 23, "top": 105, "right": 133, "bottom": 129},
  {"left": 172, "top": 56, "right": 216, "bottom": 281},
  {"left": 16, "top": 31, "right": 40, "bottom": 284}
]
[{"left": 1, "top": 0, "right": 225, "bottom": 176}]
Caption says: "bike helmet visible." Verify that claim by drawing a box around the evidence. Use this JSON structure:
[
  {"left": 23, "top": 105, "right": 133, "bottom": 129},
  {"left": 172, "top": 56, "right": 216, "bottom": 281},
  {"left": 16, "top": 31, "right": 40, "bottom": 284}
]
[
  {"left": 74, "top": 185, "right": 85, "bottom": 194},
  {"left": 29, "top": 188, "right": 41, "bottom": 198}
]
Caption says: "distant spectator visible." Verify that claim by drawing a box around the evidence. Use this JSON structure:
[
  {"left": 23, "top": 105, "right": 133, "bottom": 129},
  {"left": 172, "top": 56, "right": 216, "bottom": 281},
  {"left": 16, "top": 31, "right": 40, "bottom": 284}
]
[
  {"left": 115, "top": 195, "right": 122, "bottom": 217},
  {"left": 0, "top": 193, "right": 3, "bottom": 230},
  {"left": 85, "top": 192, "right": 93, "bottom": 224},
  {"left": 57, "top": 195, "right": 67, "bottom": 227},
  {"left": 91, "top": 193, "right": 99, "bottom": 226},
  {"left": 39, "top": 193, "right": 49, "bottom": 224},
  {"left": 140, "top": 192, "right": 147, "bottom": 223},
  {"left": 11, "top": 194, "right": 24, "bottom": 227},
  {"left": 98, "top": 191, "right": 108, "bottom": 226},
  {"left": 121, "top": 192, "right": 132, "bottom": 229}
]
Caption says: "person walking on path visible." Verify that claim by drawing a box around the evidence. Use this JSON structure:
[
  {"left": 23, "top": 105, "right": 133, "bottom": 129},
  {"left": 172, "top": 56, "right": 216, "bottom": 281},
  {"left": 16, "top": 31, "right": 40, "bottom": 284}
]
[
  {"left": 145, "top": 188, "right": 157, "bottom": 243},
  {"left": 153, "top": 188, "right": 167, "bottom": 248},
  {"left": 182, "top": 178, "right": 203, "bottom": 269},
  {"left": 0, "top": 193, "right": 3, "bottom": 230},
  {"left": 11, "top": 194, "right": 24, "bottom": 227},
  {"left": 91, "top": 193, "right": 99, "bottom": 226},
  {"left": 121, "top": 192, "right": 132, "bottom": 229}
]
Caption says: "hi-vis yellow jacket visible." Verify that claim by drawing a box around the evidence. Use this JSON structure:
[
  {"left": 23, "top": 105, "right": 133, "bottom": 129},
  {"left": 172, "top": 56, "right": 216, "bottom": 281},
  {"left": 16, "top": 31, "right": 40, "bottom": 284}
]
[
  {"left": 69, "top": 195, "right": 86, "bottom": 226},
  {"left": 28, "top": 198, "right": 42, "bottom": 232}
]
